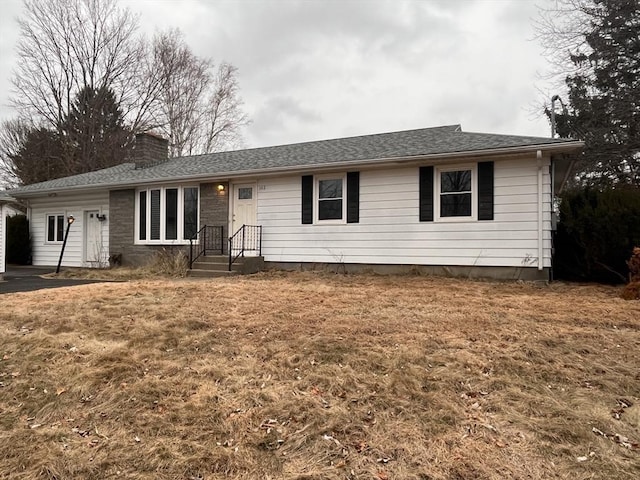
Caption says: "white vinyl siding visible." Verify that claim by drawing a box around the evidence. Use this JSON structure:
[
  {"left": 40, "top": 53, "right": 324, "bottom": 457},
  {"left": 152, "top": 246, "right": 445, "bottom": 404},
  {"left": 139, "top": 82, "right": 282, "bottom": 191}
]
[
  {"left": 256, "top": 156, "right": 552, "bottom": 269},
  {"left": 28, "top": 191, "right": 109, "bottom": 268}
]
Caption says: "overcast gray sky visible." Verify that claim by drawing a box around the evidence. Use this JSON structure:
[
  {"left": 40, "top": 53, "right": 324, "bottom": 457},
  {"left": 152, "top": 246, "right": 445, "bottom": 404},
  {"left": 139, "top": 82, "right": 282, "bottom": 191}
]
[{"left": 0, "top": 0, "right": 556, "bottom": 149}]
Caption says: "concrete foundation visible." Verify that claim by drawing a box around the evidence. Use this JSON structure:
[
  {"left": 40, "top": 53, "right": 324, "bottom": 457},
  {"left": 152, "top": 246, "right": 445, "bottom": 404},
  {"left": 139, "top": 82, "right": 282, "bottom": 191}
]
[{"left": 265, "top": 262, "right": 550, "bottom": 281}]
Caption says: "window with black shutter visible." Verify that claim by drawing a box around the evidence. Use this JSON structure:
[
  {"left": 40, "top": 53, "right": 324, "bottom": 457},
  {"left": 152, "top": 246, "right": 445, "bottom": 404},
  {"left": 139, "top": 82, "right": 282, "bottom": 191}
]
[
  {"left": 301, "top": 172, "right": 360, "bottom": 224},
  {"left": 419, "top": 166, "right": 434, "bottom": 222},
  {"left": 421, "top": 162, "right": 494, "bottom": 221},
  {"left": 477, "top": 161, "right": 494, "bottom": 221}
]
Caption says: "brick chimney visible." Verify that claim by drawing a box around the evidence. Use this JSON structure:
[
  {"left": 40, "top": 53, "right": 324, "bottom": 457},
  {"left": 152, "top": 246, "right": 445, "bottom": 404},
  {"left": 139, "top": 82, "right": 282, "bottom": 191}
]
[{"left": 133, "top": 132, "right": 169, "bottom": 169}]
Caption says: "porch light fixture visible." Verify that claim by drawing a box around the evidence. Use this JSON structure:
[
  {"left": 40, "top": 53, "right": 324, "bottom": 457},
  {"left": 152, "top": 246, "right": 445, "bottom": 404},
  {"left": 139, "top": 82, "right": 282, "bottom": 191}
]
[
  {"left": 216, "top": 183, "right": 225, "bottom": 192},
  {"left": 96, "top": 213, "right": 107, "bottom": 222},
  {"left": 68, "top": 215, "right": 75, "bottom": 224}
]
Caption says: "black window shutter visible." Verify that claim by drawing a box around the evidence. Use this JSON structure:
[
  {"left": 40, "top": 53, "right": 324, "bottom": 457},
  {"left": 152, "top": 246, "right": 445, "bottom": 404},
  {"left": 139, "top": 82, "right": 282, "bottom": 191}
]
[
  {"left": 419, "top": 166, "right": 434, "bottom": 222},
  {"left": 301, "top": 175, "right": 313, "bottom": 224},
  {"left": 346, "top": 171, "right": 359, "bottom": 223},
  {"left": 477, "top": 161, "right": 494, "bottom": 221}
]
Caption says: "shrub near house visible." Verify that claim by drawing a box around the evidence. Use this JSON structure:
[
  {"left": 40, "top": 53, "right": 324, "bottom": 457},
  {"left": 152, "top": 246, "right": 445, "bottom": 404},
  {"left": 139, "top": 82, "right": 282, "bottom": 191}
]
[
  {"left": 622, "top": 247, "right": 640, "bottom": 300},
  {"left": 554, "top": 187, "right": 640, "bottom": 283}
]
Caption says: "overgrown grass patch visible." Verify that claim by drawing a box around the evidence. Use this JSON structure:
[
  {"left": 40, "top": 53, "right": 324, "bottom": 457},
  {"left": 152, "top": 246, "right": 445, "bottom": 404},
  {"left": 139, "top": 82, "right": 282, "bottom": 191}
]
[{"left": 1, "top": 272, "right": 639, "bottom": 479}]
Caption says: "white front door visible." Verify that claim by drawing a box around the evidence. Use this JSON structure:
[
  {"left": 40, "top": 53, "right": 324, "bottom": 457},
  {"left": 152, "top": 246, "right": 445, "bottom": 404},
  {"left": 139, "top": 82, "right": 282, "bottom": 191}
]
[
  {"left": 231, "top": 183, "right": 257, "bottom": 234},
  {"left": 84, "top": 210, "right": 102, "bottom": 266}
]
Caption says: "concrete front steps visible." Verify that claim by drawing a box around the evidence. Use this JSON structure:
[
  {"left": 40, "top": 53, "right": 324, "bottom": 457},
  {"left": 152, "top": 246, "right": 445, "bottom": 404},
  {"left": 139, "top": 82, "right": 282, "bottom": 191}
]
[{"left": 187, "top": 255, "right": 264, "bottom": 278}]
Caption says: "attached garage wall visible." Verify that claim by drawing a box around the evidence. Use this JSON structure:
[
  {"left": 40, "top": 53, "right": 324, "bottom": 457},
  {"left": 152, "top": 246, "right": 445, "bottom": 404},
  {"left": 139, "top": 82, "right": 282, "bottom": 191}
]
[
  {"left": 28, "top": 192, "right": 109, "bottom": 268},
  {"left": 256, "top": 155, "right": 552, "bottom": 272}
]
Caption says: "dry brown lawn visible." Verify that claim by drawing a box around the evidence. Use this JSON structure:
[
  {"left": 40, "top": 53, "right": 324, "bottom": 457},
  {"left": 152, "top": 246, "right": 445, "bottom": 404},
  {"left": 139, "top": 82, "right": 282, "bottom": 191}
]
[{"left": 0, "top": 272, "right": 639, "bottom": 480}]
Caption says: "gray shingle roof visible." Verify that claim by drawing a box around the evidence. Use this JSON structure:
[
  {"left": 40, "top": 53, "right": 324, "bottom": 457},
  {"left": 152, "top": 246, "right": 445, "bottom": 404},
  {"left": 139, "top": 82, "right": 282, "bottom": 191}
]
[{"left": 10, "top": 124, "right": 580, "bottom": 195}]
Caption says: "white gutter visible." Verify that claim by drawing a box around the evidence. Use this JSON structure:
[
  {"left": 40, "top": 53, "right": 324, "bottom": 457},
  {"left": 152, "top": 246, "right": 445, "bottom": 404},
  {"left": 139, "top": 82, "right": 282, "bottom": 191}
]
[
  {"left": 537, "top": 150, "right": 544, "bottom": 271},
  {"left": 10, "top": 141, "right": 584, "bottom": 199}
]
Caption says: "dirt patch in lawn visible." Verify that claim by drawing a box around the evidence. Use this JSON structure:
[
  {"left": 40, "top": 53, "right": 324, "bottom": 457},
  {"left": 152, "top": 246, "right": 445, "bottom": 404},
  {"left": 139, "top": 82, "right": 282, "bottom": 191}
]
[
  {"left": 45, "top": 267, "right": 160, "bottom": 281},
  {"left": 1, "top": 272, "right": 639, "bottom": 479}
]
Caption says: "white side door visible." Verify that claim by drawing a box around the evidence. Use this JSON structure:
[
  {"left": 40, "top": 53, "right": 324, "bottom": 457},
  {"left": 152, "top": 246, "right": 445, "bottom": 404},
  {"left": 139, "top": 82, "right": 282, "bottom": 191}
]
[
  {"left": 231, "top": 183, "right": 257, "bottom": 234},
  {"left": 84, "top": 210, "right": 102, "bottom": 266},
  {"left": 231, "top": 183, "right": 257, "bottom": 256}
]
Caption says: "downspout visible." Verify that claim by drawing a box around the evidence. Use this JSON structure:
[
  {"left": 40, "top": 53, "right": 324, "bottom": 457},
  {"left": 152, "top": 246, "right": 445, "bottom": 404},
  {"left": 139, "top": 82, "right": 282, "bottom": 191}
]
[{"left": 537, "top": 150, "right": 544, "bottom": 271}]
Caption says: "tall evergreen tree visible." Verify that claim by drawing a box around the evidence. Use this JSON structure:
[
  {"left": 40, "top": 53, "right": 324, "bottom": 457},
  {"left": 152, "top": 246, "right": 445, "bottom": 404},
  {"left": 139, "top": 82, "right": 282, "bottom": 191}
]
[
  {"left": 64, "top": 86, "right": 131, "bottom": 173},
  {"left": 9, "top": 127, "right": 66, "bottom": 185},
  {"left": 547, "top": 0, "right": 640, "bottom": 186}
]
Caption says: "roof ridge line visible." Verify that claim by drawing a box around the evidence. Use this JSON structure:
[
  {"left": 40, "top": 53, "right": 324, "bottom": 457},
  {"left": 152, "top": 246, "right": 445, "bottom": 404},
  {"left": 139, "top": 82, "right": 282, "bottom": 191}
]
[{"left": 174, "top": 124, "right": 463, "bottom": 161}]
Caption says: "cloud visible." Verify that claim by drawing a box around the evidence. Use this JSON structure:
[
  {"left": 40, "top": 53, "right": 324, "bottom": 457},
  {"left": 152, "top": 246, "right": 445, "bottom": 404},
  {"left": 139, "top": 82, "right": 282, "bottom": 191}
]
[
  {"left": 0, "top": 0, "right": 24, "bottom": 121},
  {"left": 0, "top": 0, "right": 556, "bottom": 148},
  {"left": 250, "top": 95, "right": 322, "bottom": 145}
]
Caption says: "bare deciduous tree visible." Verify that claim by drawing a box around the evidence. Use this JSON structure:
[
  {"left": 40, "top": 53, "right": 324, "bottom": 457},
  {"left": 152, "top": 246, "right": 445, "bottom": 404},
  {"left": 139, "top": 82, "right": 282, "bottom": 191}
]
[
  {"left": 12, "top": 0, "right": 156, "bottom": 133},
  {"left": 153, "top": 30, "right": 248, "bottom": 157},
  {"left": 534, "top": 0, "right": 595, "bottom": 89},
  {"left": 202, "top": 62, "right": 248, "bottom": 153},
  {"left": 2, "top": 0, "right": 249, "bottom": 186},
  {"left": 0, "top": 120, "right": 29, "bottom": 188}
]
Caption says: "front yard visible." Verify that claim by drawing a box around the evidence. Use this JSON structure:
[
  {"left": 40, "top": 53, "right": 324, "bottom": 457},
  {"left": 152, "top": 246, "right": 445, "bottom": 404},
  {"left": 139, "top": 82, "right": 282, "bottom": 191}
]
[{"left": 0, "top": 272, "right": 638, "bottom": 479}]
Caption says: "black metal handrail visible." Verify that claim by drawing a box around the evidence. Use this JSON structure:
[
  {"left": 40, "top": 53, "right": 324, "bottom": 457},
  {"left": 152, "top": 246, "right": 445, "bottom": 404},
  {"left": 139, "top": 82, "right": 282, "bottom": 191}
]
[
  {"left": 189, "top": 225, "right": 224, "bottom": 268},
  {"left": 228, "top": 224, "right": 262, "bottom": 271}
]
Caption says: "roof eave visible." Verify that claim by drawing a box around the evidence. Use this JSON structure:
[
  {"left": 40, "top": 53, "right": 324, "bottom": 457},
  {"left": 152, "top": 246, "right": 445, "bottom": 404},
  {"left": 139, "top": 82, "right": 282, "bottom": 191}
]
[{"left": 10, "top": 140, "right": 584, "bottom": 198}]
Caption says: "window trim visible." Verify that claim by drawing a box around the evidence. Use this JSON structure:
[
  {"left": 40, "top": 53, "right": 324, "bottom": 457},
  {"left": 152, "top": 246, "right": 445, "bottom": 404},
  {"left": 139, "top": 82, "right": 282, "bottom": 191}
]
[
  {"left": 45, "top": 213, "right": 66, "bottom": 244},
  {"left": 314, "top": 173, "right": 346, "bottom": 224},
  {"left": 134, "top": 185, "right": 200, "bottom": 245},
  {"left": 435, "top": 164, "right": 477, "bottom": 222}
]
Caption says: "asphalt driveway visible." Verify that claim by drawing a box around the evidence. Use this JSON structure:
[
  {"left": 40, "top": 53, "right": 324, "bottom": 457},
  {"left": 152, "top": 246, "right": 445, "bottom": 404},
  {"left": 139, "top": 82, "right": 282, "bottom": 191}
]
[{"left": 0, "top": 266, "right": 107, "bottom": 294}]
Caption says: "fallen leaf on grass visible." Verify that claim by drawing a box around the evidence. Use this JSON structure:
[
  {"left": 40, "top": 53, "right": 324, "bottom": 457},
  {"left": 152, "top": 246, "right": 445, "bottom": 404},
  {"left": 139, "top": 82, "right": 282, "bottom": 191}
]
[
  {"left": 462, "top": 391, "right": 489, "bottom": 399},
  {"left": 611, "top": 398, "right": 633, "bottom": 419},
  {"left": 56, "top": 388, "right": 67, "bottom": 396},
  {"left": 377, "top": 470, "right": 389, "bottom": 480},
  {"left": 353, "top": 441, "right": 368, "bottom": 453},
  {"left": 592, "top": 427, "right": 639, "bottom": 450}
]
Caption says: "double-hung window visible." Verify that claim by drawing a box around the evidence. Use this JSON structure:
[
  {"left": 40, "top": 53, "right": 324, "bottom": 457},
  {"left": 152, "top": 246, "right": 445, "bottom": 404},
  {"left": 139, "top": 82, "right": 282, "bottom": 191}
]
[
  {"left": 436, "top": 166, "right": 476, "bottom": 220},
  {"left": 301, "top": 172, "right": 359, "bottom": 224},
  {"left": 137, "top": 186, "right": 199, "bottom": 243},
  {"left": 420, "top": 162, "right": 493, "bottom": 222},
  {"left": 46, "top": 214, "right": 65, "bottom": 243},
  {"left": 316, "top": 175, "right": 345, "bottom": 222}
]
